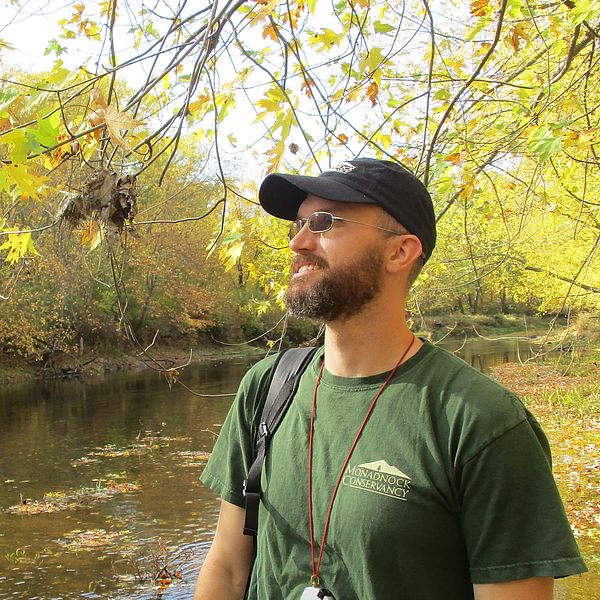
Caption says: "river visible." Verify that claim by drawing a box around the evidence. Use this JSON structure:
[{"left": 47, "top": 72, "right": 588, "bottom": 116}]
[{"left": 0, "top": 339, "right": 590, "bottom": 598}]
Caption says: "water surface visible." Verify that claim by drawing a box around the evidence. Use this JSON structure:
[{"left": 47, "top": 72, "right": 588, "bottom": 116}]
[{"left": 0, "top": 339, "right": 592, "bottom": 598}]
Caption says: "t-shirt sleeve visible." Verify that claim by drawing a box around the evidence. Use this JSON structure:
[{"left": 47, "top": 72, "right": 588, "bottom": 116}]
[
  {"left": 457, "top": 412, "right": 587, "bottom": 583},
  {"left": 200, "top": 356, "right": 276, "bottom": 507}
]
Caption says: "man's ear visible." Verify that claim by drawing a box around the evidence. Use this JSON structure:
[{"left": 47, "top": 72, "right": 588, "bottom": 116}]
[{"left": 385, "top": 235, "right": 423, "bottom": 274}]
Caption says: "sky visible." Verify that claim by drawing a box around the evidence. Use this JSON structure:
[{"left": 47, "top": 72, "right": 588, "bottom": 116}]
[{"left": 1, "top": 1, "right": 85, "bottom": 70}]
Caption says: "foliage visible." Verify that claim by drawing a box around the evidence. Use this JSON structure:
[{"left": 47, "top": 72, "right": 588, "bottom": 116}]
[{"left": 0, "top": 0, "right": 598, "bottom": 354}]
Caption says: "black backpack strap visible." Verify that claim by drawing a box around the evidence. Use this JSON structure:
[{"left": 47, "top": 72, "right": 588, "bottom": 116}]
[{"left": 243, "top": 346, "right": 318, "bottom": 537}]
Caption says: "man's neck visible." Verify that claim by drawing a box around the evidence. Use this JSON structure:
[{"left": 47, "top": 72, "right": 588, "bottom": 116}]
[{"left": 322, "top": 303, "right": 422, "bottom": 377}]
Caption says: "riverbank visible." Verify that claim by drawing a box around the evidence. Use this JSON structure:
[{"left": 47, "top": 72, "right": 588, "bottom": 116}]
[
  {"left": 0, "top": 342, "right": 266, "bottom": 386},
  {"left": 0, "top": 312, "right": 593, "bottom": 386}
]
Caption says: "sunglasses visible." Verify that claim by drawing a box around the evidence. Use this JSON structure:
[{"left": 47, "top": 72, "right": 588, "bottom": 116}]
[{"left": 289, "top": 211, "right": 402, "bottom": 240}]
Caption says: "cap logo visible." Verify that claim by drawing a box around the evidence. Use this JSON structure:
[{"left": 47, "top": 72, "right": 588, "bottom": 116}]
[{"left": 329, "top": 161, "right": 356, "bottom": 174}]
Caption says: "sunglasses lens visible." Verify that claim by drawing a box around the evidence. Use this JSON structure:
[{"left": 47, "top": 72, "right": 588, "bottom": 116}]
[
  {"left": 289, "top": 221, "right": 301, "bottom": 240},
  {"left": 308, "top": 212, "right": 333, "bottom": 233}
]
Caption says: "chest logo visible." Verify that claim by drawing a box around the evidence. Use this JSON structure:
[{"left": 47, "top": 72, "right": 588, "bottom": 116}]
[{"left": 342, "top": 460, "right": 412, "bottom": 501}]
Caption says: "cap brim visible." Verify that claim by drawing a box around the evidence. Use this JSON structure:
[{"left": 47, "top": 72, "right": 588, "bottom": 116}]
[{"left": 259, "top": 173, "right": 374, "bottom": 220}]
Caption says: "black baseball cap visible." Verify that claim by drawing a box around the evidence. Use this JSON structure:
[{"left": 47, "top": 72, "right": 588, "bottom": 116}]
[{"left": 259, "top": 158, "right": 436, "bottom": 262}]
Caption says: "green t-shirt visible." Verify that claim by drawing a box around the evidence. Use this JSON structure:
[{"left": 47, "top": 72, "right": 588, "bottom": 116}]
[{"left": 200, "top": 341, "right": 586, "bottom": 599}]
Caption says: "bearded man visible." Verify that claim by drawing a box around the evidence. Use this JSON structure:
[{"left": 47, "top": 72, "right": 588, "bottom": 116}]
[{"left": 194, "top": 158, "right": 585, "bottom": 600}]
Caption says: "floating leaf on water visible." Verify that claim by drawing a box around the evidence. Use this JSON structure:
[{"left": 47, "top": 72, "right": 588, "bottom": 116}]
[
  {"left": 56, "top": 528, "right": 123, "bottom": 551},
  {"left": 7, "top": 481, "right": 141, "bottom": 515}
]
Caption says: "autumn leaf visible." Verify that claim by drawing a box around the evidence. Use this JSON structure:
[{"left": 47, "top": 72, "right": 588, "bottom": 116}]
[
  {"left": 308, "top": 28, "right": 345, "bottom": 51},
  {"left": 338, "top": 133, "right": 349, "bottom": 145},
  {"left": 262, "top": 23, "right": 279, "bottom": 42},
  {"left": 90, "top": 88, "right": 107, "bottom": 109},
  {"left": 0, "top": 115, "right": 11, "bottom": 133},
  {"left": 367, "top": 81, "right": 379, "bottom": 107},
  {"left": 301, "top": 77, "right": 315, "bottom": 98},
  {"left": 2, "top": 164, "right": 47, "bottom": 200},
  {"left": 505, "top": 23, "right": 531, "bottom": 53},
  {"left": 470, "top": 0, "right": 489, "bottom": 17},
  {"left": 0, "top": 230, "right": 41, "bottom": 264},
  {"left": 81, "top": 220, "right": 103, "bottom": 251},
  {"left": 445, "top": 152, "right": 464, "bottom": 165},
  {"left": 219, "top": 241, "right": 245, "bottom": 272},
  {"left": 265, "top": 140, "right": 285, "bottom": 173},
  {"left": 188, "top": 94, "right": 211, "bottom": 115},
  {"left": 90, "top": 105, "right": 145, "bottom": 150}
]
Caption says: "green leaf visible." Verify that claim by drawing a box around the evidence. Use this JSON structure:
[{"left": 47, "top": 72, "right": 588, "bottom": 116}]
[
  {"left": 33, "top": 114, "right": 61, "bottom": 148},
  {"left": 1, "top": 130, "right": 36, "bottom": 163},
  {"left": 0, "top": 88, "right": 20, "bottom": 112},
  {"left": 374, "top": 21, "right": 395, "bottom": 34},
  {"left": 44, "top": 39, "right": 67, "bottom": 57},
  {"left": 570, "top": 0, "right": 598, "bottom": 25},
  {"left": 506, "top": 0, "right": 526, "bottom": 19},
  {"left": 527, "top": 126, "right": 563, "bottom": 161},
  {"left": 359, "top": 47, "right": 385, "bottom": 75}
]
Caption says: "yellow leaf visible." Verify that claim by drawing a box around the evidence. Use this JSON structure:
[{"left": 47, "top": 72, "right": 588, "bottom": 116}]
[
  {"left": 81, "top": 135, "right": 99, "bottom": 162},
  {"left": 98, "top": 105, "right": 145, "bottom": 150},
  {"left": 188, "top": 94, "right": 211, "bottom": 115},
  {"left": 265, "top": 141, "right": 285, "bottom": 173},
  {"left": 0, "top": 230, "right": 41, "bottom": 264},
  {"left": 81, "top": 220, "right": 103, "bottom": 251},
  {"left": 308, "top": 28, "right": 345, "bottom": 52},
  {"left": 505, "top": 23, "right": 530, "bottom": 53},
  {"left": 3, "top": 164, "right": 47, "bottom": 200},
  {"left": 221, "top": 241, "right": 244, "bottom": 272}
]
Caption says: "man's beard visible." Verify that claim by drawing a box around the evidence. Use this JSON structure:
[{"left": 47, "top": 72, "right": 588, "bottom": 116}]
[{"left": 284, "top": 245, "right": 385, "bottom": 322}]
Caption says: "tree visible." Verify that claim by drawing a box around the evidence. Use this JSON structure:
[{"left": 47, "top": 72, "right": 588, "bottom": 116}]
[{"left": 0, "top": 0, "right": 598, "bottom": 336}]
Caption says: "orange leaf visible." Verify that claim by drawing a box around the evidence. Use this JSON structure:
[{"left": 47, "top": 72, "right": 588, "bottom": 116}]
[
  {"left": 89, "top": 112, "right": 104, "bottom": 141},
  {"left": 470, "top": 0, "right": 489, "bottom": 17},
  {"left": 90, "top": 88, "right": 107, "bottom": 109},
  {"left": 444, "top": 152, "right": 463, "bottom": 165},
  {"left": 338, "top": 134, "right": 349, "bottom": 145},
  {"left": 81, "top": 220, "right": 103, "bottom": 251},
  {"left": 262, "top": 23, "right": 279, "bottom": 42},
  {"left": 367, "top": 81, "right": 378, "bottom": 107}
]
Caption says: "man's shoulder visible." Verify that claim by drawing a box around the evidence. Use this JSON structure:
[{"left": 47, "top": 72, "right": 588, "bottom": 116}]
[
  {"left": 418, "top": 341, "right": 513, "bottom": 393},
  {"left": 415, "top": 341, "right": 529, "bottom": 422},
  {"left": 238, "top": 352, "right": 280, "bottom": 396}
]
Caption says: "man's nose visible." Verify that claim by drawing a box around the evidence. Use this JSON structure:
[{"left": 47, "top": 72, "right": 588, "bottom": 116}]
[{"left": 289, "top": 220, "right": 317, "bottom": 252}]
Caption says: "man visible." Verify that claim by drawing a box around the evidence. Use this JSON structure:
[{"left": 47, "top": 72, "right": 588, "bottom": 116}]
[{"left": 195, "top": 158, "right": 586, "bottom": 599}]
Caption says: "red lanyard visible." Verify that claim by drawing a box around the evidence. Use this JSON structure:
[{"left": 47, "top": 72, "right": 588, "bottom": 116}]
[{"left": 307, "top": 336, "right": 416, "bottom": 587}]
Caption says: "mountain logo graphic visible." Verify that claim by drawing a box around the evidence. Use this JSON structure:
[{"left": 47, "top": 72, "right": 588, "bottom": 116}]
[{"left": 357, "top": 460, "right": 411, "bottom": 480}]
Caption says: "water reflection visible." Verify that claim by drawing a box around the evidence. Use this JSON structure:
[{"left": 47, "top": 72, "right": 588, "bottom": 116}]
[{"left": 0, "top": 341, "right": 590, "bottom": 599}]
